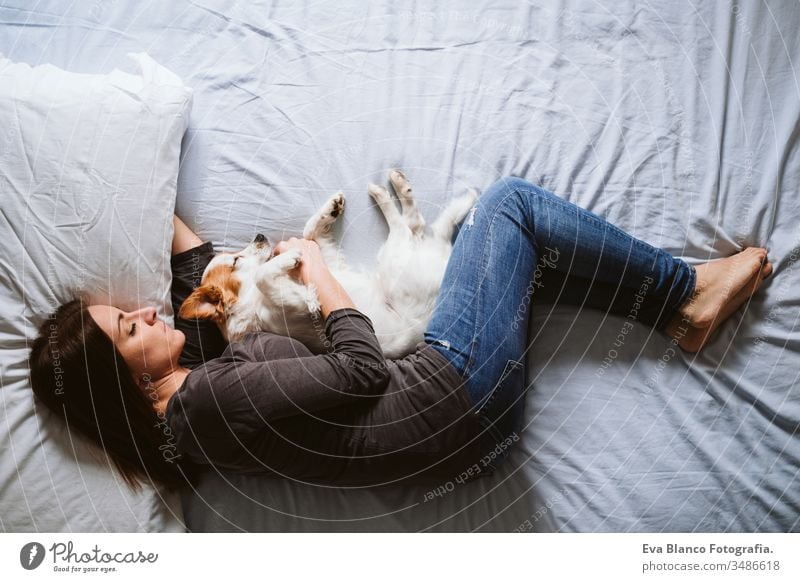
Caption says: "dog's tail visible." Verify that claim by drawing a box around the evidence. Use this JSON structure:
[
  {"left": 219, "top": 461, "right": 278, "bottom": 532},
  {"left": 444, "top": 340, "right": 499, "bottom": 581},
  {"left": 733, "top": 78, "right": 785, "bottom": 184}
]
[{"left": 431, "top": 188, "right": 478, "bottom": 241}]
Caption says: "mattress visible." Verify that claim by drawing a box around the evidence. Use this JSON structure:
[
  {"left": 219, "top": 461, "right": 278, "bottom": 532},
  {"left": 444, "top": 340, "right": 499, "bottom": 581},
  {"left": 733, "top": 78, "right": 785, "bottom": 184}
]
[{"left": 2, "top": 0, "right": 798, "bottom": 531}]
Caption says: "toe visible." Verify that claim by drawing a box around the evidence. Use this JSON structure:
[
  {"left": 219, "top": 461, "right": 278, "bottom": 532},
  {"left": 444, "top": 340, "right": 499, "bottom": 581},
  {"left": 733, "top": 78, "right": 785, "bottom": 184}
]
[{"left": 751, "top": 247, "right": 768, "bottom": 262}]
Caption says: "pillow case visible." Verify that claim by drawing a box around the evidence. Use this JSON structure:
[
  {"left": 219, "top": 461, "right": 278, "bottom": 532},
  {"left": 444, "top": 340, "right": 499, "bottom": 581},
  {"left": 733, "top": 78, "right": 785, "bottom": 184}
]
[{"left": 0, "top": 53, "right": 192, "bottom": 532}]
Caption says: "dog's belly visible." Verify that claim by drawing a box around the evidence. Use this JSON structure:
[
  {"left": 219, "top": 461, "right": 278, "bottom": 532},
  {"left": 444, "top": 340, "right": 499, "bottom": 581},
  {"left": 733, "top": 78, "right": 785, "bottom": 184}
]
[{"left": 330, "top": 247, "right": 448, "bottom": 358}]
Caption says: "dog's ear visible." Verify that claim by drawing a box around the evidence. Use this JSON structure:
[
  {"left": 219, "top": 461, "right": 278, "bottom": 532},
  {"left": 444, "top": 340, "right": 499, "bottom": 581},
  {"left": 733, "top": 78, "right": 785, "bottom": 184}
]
[{"left": 179, "top": 285, "right": 224, "bottom": 320}]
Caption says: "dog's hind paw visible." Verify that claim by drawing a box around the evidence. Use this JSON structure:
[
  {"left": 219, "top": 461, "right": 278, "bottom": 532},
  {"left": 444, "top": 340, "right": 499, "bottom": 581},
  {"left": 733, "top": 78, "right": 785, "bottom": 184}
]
[
  {"left": 368, "top": 183, "right": 389, "bottom": 201},
  {"left": 389, "top": 169, "right": 412, "bottom": 197}
]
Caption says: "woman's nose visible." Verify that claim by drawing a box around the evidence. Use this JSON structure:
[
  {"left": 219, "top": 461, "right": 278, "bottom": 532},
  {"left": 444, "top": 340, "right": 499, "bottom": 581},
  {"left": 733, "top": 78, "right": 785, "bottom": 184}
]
[
  {"left": 144, "top": 307, "right": 157, "bottom": 324},
  {"left": 130, "top": 307, "right": 157, "bottom": 324}
]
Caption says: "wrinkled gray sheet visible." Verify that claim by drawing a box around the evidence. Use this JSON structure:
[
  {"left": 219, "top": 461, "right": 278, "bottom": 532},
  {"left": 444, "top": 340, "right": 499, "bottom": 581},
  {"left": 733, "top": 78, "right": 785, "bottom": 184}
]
[{"left": 2, "top": 0, "right": 798, "bottom": 531}]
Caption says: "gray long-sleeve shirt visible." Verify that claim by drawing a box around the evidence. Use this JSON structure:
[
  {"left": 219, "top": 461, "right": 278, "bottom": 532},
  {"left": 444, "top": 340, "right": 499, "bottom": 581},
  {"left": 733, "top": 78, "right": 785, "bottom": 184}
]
[{"left": 166, "top": 243, "right": 487, "bottom": 487}]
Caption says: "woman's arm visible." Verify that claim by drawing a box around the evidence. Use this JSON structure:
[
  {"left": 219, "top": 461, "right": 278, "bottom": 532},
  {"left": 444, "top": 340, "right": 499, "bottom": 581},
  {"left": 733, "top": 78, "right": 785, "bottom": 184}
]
[
  {"left": 172, "top": 215, "right": 204, "bottom": 256},
  {"left": 182, "top": 309, "right": 391, "bottom": 427}
]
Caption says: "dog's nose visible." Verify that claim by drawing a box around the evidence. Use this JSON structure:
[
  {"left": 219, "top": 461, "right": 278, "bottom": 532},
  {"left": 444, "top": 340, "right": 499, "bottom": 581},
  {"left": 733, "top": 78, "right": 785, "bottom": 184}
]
[{"left": 253, "top": 233, "right": 267, "bottom": 244}]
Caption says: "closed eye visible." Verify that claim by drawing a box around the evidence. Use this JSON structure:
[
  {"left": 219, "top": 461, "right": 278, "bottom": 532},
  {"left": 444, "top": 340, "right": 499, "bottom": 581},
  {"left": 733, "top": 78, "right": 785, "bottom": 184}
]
[
  {"left": 130, "top": 322, "right": 136, "bottom": 336},
  {"left": 233, "top": 256, "right": 240, "bottom": 267}
]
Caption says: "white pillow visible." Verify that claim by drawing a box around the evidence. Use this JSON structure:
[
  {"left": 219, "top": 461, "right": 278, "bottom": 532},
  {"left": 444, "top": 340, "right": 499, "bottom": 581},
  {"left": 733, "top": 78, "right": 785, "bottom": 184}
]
[{"left": 0, "top": 53, "right": 192, "bottom": 532}]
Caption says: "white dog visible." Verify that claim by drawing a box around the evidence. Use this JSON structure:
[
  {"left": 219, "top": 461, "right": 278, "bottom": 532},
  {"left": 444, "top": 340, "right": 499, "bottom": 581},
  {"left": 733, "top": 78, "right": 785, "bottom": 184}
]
[{"left": 180, "top": 170, "right": 476, "bottom": 358}]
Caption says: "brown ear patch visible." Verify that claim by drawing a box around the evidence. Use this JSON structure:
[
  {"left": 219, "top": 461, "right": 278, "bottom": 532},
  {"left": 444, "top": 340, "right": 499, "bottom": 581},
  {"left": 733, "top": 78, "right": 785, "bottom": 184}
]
[
  {"left": 178, "top": 262, "right": 241, "bottom": 323},
  {"left": 179, "top": 285, "right": 224, "bottom": 320}
]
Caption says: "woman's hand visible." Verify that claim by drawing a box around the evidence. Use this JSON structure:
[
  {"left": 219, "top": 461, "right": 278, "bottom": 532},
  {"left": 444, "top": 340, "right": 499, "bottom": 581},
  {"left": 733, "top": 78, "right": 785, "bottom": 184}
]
[
  {"left": 272, "top": 237, "right": 327, "bottom": 286},
  {"left": 272, "top": 237, "right": 357, "bottom": 319}
]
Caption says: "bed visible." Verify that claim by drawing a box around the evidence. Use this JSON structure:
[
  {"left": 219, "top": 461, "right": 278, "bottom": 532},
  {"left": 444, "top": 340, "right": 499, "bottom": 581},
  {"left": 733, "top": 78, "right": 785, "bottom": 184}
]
[{"left": 1, "top": 0, "right": 798, "bottom": 532}]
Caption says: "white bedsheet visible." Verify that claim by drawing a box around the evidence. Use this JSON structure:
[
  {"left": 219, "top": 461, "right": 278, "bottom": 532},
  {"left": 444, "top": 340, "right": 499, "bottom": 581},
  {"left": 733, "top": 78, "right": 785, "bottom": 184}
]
[{"left": 2, "top": 0, "right": 798, "bottom": 532}]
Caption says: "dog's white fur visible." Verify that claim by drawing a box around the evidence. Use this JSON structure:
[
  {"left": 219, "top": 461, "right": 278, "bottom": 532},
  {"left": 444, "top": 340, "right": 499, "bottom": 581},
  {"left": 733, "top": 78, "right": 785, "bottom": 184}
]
[{"left": 180, "top": 170, "right": 476, "bottom": 358}]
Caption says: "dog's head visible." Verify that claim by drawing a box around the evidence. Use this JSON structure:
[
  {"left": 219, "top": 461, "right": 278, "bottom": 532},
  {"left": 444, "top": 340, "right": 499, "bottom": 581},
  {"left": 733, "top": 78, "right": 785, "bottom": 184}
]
[{"left": 178, "top": 234, "right": 272, "bottom": 331}]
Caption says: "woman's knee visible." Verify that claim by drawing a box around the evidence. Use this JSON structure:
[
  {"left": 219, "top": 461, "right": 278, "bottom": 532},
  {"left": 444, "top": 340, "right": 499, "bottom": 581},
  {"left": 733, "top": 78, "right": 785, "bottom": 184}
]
[
  {"left": 479, "top": 177, "right": 546, "bottom": 216},
  {"left": 484, "top": 176, "right": 529, "bottom": 197},
  {"left": 482, "top": 176, "right": 553, "bottom": 203}
]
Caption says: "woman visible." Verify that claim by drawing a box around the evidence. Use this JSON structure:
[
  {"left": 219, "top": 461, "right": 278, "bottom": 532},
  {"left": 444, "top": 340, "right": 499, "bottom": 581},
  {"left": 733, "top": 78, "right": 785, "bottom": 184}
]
[{"left": 29, "top": 178, "right": 772, "bottom": 492}]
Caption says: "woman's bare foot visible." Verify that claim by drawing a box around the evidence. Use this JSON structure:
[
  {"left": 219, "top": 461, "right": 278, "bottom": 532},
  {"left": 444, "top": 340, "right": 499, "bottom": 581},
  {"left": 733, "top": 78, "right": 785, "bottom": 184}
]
[
  {"left": 666, "top": 256, "right": 773, "bottom": 353},
  {"left": 679, "top": 247, "right": 769, "bottom": 328}
]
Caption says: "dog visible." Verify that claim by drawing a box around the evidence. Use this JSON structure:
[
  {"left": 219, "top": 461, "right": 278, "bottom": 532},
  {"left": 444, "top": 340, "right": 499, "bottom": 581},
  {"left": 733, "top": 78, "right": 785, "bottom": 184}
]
[{"left": 179, "top": 170, "right": 476, "bottom": 358}]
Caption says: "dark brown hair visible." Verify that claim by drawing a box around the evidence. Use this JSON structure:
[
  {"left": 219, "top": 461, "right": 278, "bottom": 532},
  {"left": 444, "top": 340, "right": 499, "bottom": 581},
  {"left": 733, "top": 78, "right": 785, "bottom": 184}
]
[{"left": 28, "top": 298, "right": 199, "bottom": 493}]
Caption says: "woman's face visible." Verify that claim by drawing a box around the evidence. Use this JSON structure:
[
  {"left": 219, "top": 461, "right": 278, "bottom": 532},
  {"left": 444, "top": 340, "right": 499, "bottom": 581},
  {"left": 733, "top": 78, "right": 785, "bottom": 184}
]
[{"left": 88, "top": 305, "right": 185, "bottom": 383}]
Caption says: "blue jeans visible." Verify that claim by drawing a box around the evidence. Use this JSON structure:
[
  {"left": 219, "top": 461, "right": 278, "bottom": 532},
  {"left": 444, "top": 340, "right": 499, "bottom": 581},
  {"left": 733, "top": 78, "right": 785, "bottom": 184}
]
[{"left": 424, "top": 177, "right": 696, "bottom": 472}]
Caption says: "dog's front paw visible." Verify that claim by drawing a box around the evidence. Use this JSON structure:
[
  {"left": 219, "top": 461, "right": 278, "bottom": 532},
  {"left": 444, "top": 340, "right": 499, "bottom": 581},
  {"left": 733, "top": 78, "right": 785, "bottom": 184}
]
[
  {"left": 328, "top": 191, "right": 345, "bottom": 218},
  {"left": 303, "top": 192, "right": 346, "bottom": 239},
  {"left": 276, "top": 248, "right": 302, "bottom": 271}
]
